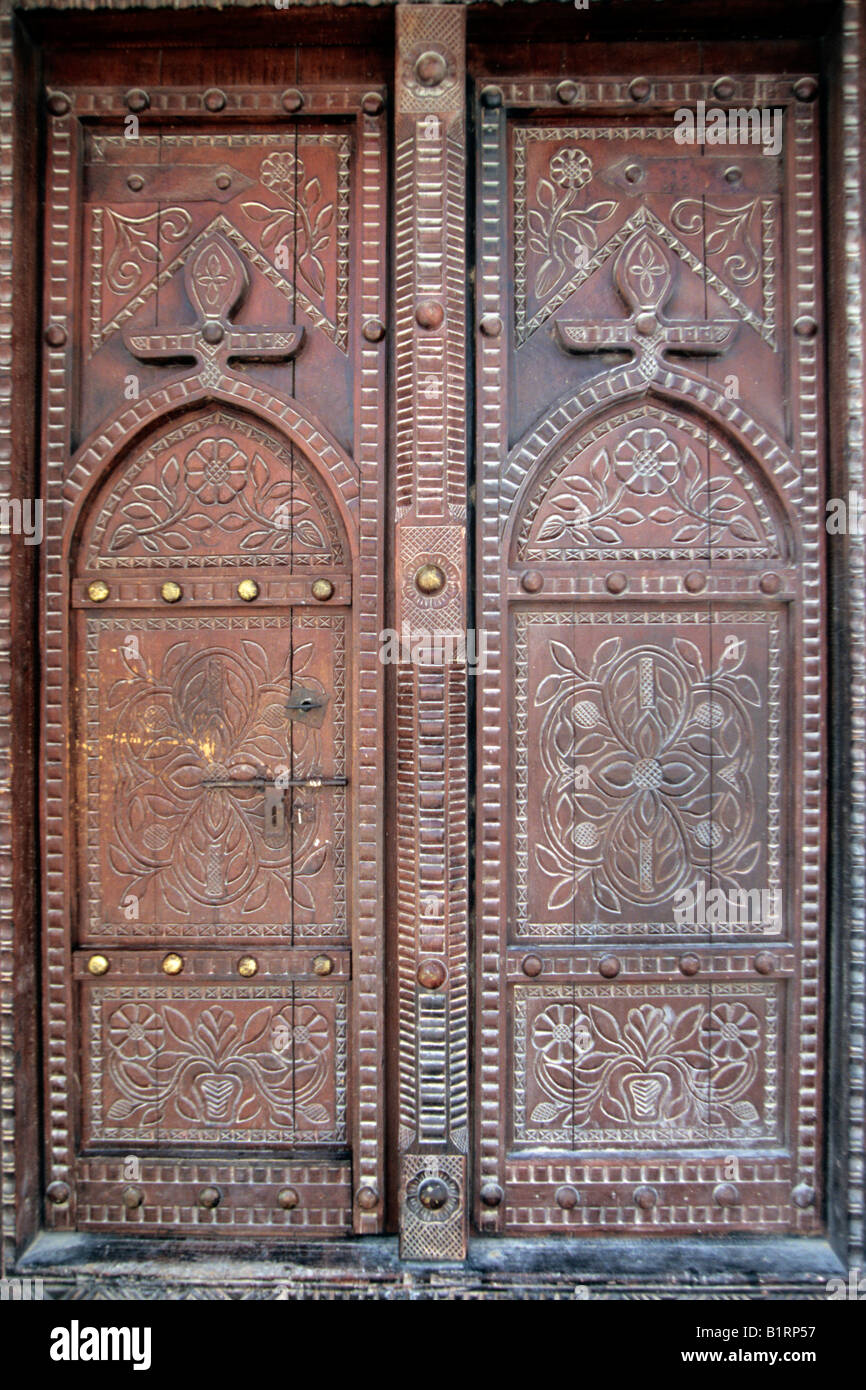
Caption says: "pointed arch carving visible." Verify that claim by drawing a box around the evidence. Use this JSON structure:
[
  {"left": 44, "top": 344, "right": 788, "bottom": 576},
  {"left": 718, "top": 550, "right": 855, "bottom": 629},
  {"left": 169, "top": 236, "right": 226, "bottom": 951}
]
[
  {"left": 511, "top": 399, "right": 792, "bottom": 567},
  {"left": 500, "top": 370, "right": 802, "bottom": 564}
]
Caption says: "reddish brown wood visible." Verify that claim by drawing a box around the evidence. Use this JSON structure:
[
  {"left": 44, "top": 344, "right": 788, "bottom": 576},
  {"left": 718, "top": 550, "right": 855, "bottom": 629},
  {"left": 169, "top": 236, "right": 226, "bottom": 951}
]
[
  {"left": 473, "top": 63, "right": 826, "bottom": 1237},
  {"left": 39, "top": 51, "right": 388, "bottom": 1238}
]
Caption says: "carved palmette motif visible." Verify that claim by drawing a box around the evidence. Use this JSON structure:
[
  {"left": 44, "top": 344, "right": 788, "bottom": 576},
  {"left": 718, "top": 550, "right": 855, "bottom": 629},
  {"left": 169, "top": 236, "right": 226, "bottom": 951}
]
[
  {"left": 41, "top": 74, "right": 387, "bottom": 1237},
  {"left": 476, "top": 74, "right": 824, "bottom": 1236}
]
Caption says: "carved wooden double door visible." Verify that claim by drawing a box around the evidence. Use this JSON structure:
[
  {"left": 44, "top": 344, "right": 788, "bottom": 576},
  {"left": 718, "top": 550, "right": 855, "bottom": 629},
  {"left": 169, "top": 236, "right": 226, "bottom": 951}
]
[{"left": 40, "top": 9, "right": 826, "bottom": 1258}]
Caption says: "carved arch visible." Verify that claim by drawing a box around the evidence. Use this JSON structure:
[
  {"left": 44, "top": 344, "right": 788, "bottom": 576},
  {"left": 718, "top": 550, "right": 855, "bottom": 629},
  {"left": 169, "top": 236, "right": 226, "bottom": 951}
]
[
  {"left": 501, "top": 373, "right": 801, "bottom": 567},
  {"left": 62, "top": 378, "right": 360, "bottom": 572}
]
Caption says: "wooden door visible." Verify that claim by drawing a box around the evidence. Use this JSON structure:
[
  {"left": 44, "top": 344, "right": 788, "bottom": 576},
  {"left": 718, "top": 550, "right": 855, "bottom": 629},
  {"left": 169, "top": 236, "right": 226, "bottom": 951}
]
[
  {"left": 40, "top": 52, "right": 388, "bottom": 1236},
  {"left": 472, "top": 61, "right": 827, "bottom": 1237}
]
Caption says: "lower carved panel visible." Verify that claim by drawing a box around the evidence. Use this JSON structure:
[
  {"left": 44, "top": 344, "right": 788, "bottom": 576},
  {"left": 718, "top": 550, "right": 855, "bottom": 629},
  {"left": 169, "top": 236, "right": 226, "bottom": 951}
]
[
  {"left": 513, "top": 981, "right": 780, "bottom": 1149},
  {"left": 76, "top": 1157, "right": 352, "bottom": 1235},
  {"left": 83, "top": 982, "right": 348, "bottom": 1147}
]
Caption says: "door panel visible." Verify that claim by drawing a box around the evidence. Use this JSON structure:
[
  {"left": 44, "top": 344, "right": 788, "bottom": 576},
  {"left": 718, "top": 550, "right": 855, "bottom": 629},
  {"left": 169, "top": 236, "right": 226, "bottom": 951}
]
[
  {"left": 41, "top": 64, "right": 387, "bottom": 1236},
  {"left": 474, "top": 69, "right": 825, "bottom": 1236}
]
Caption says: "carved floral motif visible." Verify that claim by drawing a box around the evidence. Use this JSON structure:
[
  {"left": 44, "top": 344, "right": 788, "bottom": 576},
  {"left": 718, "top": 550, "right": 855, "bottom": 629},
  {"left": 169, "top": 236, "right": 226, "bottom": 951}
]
[
  {"left": 105, "top": 637, "right": 329, "bottom": 916},
  {"left": 534, "top": 636, "right": 761, "bottom": 914},
  {"left": 242, "top": 152, "right": 335, "bottom": 301},
  {"left": 527, "top": 996, "right": 764, "bottom": 1134},
  {"left": 102, "top": 1000, "right": 336, "bottom": 1134}
]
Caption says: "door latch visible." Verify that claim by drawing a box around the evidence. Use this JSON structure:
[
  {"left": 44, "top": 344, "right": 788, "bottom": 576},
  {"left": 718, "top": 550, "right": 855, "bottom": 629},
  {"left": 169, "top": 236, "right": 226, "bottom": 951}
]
[
  {"left": 284, "top": 685, "right": 329, "bottom": 728},
  {"left": 201, "top": 770, "right": 348, "bottom": 848}
]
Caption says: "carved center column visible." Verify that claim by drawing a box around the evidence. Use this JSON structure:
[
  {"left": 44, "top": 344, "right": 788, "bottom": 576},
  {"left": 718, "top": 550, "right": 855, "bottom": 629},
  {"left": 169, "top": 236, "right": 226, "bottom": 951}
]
[{"left": 394, "top": 4, "right": 469, "bottom": 1260}]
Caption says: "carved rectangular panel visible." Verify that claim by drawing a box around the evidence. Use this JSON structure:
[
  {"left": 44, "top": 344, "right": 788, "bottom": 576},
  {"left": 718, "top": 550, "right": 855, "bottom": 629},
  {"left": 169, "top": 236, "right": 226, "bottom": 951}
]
[
  {"left": 475, "top": 69, "right": 825, "bottom": 1236},
  {"left": 40, "top": 63, "right": 387, "bottom": 1237}
]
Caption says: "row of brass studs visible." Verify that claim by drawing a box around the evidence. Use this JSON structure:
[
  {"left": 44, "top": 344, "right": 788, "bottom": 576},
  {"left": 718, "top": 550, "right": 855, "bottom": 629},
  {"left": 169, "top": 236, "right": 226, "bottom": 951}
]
[
  {"left": 113, "top": 1182, "right": 382, "bottom": 1212},
  {"left": 86, "top": 578, "right": 335, "bottom": 604},
  {"left": 477, "top": 1179, "right": 814, "bottom": 1211},
  {"left": 520, "top": 570, "right": 783, "bottom": 596},
  {"left": 87, "top": 953, "right": 334, "bottom": 978},
  {"left": 520, "top": 951, "right": 776, "bottom": 978}
]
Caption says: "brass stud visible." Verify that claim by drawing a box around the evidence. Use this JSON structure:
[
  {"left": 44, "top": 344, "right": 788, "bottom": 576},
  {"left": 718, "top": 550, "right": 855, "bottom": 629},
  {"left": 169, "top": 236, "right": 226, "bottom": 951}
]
[
  {"left": 724, "top": 166, "right": 742, "bottom": 184},
  {"left": 522, "top": 954, "right": 543, "bottom": 978},
  {"left": 556, "top": 1185, "right": 580, "bottom": 1210},
  {"left": 713, "top": 77, "right": 736, "bottom": 100},
  {"left": 46, "top": 91, "right": 71, "bottom": 116},
  {"left": 416, "top": 300, "right": 445, "bottom": 331},
  {"left": 203, "top": 88, "right": 227, "bottom": 112},
  {"left": 362, "top": 318, "right": 386, "bottom": 343},
  {"left": 126, "top": 88, "right": 150, "bottom": 112},
  {"left": 237, "top": 579, "right": 260, "bottom": 602},
  {"left": 760, "top": 572, "right": 781, "bottom": 595},
  {"left": 201, "top": 320, "right": 224, "bottom": 345},
  {"left": 198, "top": 1186, "right": 221, "bottom": 1209},
  {"left": 556, "top": 80, "right": 578, "bottom": 105},
  {"left": 87, "top": 580, "right": 110, "bottom": 603},
  {"left": 160, "top": 580, "right": 183, "bottom": 604},
  {"left": 792, "top": 1183, "right": 815, "bottom": 1208},
  {"left": 361, "top": 91, "right": 385, "bottom": 116},
  {"left": 754, "top": 951, "right": 774, "bottom": 976},
  {"left": 278, "top": 1186, "right": 299, "bottom": 1210},
  {"left": 312, "top": 954, "right": 334, "bottom": 977},
  {"left": 122, "top": 1185, "right": 144, "bottom": 1210},
  {"left": 605, "top": 572, "right": 628, "bottom": 595},
  {"left": 415, "top": 564, "right": 446, "bottom": 597},
  {"left": 629, "top": 77, "right": 651, "bottom": 102},
  {"left": 713, "top": 1182, "right": 740, "bottom": 1207},
  {"left": 87, "top": 954, "right": 110, "bottom": 976},
  {"left": 414, "top": 51, "right": 448, "bottom": 88},
  {"left": 162, "top": 952, "right": 184, "bottom": 976},
  {"left": 45, "top": 323, "right": 67, "bottom": 347},
  {"left": 215, "top": 173, "right": 232, "bottom": 191},
  {"left": 417, "top": 959, "right": 446, "bottom": 990},
  {"left": 356, "top": 1186, "right": 378, "bottom": 1211},
  {"left": 480, "top": 86, "right": 503, "bottom": 109},
  {"left": 480, "top": 1182, "right": 503, "bottom": 1208},
  {"left": 684, "top": 570, "right": 707, "bottom": 594},
  {"left": 793, "top": 76, "right": 818, "bottom": 102},
  {"left": 599, "top": 955, "right": 621, "bottom": 979},
  {"left": 46, "top": 1181, "right": 71, "bottom": 1206},
  {"left": 521, "top": 570, "right": 543, "bottom": 594},
  {"left": 479, "top": 314, "right": 503, "bottom": 338},
  {"left": 679, "top": 953, "right": 701, "bottom": 977},
  {"left": 418, "top": 1177, "right": 450, "bottom": 1211},
  {"left": 634, "top": 1184, "right": 659, "bottom": 1211},
  {"left": 311, "top": 578, "right": 335, "bottom": 602},
  {"left": 794, "top": 315, "right": 818, "bottom": 338},
  {"left": 624, "top": 163, "right": 643, "bottom": 184},
  {"left": 127, "top": 174, "right": 145, "bottom": 193},
  {"left": 281, "top": 88, "right": 304, "bottom": 113},
  {"left": 237, "top": 956, "right": 258, "bottom": 978}
]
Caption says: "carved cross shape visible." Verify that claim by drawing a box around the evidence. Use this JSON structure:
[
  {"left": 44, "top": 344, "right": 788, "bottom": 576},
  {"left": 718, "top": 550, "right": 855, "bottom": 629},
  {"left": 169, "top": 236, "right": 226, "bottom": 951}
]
[
  {"left": 123, "top": 231, "right": 304, "bottom": 387},
  {"left": 555, "top": 227, "right": 737, "bottom": 381}
]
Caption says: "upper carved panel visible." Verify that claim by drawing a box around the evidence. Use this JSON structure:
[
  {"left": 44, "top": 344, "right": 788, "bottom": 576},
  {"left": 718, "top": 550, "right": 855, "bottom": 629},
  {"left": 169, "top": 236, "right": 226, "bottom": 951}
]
[
  {"left": 515, "top": 405, "right": 784, "bottom": 563},
  {"left": 83, "top": 408, "right": 346, "bottom": 569},
  {"left": 514, "top": 125, "right": 779, "bottom": 350},
  {"left": 87, "top": 131, "right": 351, "bottom": 355}
]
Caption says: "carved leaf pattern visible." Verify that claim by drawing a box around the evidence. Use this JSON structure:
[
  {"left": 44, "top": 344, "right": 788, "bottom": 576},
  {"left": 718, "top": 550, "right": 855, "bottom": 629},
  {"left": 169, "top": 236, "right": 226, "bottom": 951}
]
[
  {"left": 106, "top": 639, "right": 330, "bottom": 915},
  {"left": 98, "top": 415, "right": 339, "bottom": 563},
  {"left": 104, "top": 208, "right": 193, "bottom": 296},
  {"left": 524, "top": 419, "right": 767, "bottom": 557},
  {"left": 104, "top": 1001, "right": 334, "bottom": 1133},
  {"left": 670, "top": 199, "right": 762, "bottom": 286},
  {"left": 533, "top": 634, "right": 760, "bottom": 914},
  {"left": 528, "top": 998, "right": 763, "bottom": 1133},
  {"left": 528, "top": 145, "right": 616, "bottom": 303},
  {"left": 242, "top": 152, "right": 334, "bottom": 300}
]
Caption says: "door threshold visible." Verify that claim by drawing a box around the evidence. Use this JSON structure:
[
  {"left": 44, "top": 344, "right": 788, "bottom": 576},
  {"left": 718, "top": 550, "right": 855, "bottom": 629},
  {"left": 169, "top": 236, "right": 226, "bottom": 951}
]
[{"left": 17, "top": 1231, "right": 844, "bottom": 1299}]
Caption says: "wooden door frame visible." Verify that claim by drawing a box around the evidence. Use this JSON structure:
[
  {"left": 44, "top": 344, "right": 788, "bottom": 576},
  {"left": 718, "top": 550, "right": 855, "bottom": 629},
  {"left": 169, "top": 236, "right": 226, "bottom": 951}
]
[{"left": 1, "top": 0, "right": 863, "bottom": 1297}]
